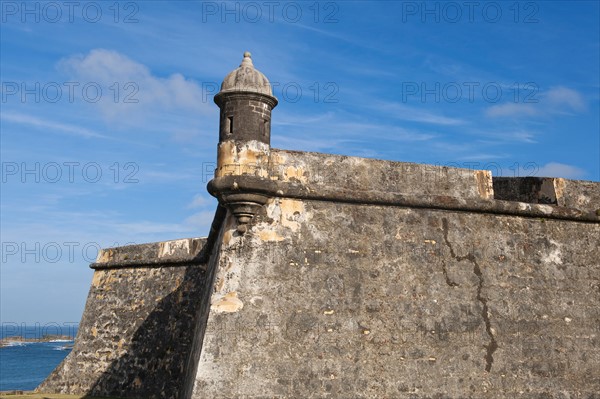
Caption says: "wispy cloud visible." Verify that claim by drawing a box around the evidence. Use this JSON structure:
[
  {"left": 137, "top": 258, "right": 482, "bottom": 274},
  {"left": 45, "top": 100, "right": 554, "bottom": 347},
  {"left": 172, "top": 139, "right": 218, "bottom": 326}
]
[
  {"left": 485, "top": 103, "right": 538, "bottom": 118},
  {"left": 184, "top": 210, "right": 216, "bottom": 229},
  {"left": 1, "top": 112, "right": 108, "bottom": 139},
  {"left": 139, "top": 169, "right": 199, "bottom": 183},
  {"left": 110, "top": 220, "right": 195, "bottom": 235},
  {"left": 457, "top": 153, "right": 510, "bottom": 162},
  {"left": 545, "top": 87, "right": 586, "bottom": 112},
  {"left": 374, "top": 101, "right": 466, "bottom": 126},
  {"left": 467, "top": 129, "right": 538, "bottom": 144},
  {"left": 485, "top": 86, "right": 586, "bottom": 118},
  {"left": 537, "top": 162, "right": 586, "bottom": 179},
  {"left": 336, "top": 122, "right": 437, "bottom": 141},
  {"left": 187, "top": 194, "right": 212, "bottom": 209},
  {"left": 271, "top": 110, "right": 437, "bottom": 154}
]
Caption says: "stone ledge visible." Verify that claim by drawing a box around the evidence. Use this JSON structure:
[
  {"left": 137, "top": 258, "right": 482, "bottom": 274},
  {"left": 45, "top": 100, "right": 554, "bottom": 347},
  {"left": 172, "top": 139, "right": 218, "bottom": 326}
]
[
  {"left": 89, "top": 206, "right": 227, "bottom": 270},
  {"left": 267, "top": 149, "right": 495, "bottom": 200},
  {"left": 208, "top": 175, "right": 600, "bottom": 223},
  {"left": 214, "top": 148, "right": 495, "bottom": 200},
  {"left": 90, "top": 238, "right": 206, "bottom": 269}
]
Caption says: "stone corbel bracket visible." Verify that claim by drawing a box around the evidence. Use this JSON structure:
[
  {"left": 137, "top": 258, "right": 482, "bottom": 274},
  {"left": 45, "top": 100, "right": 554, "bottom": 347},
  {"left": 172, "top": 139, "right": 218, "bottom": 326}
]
[{"left": 208, "top": 176, "right": 271, "bottom": 233}]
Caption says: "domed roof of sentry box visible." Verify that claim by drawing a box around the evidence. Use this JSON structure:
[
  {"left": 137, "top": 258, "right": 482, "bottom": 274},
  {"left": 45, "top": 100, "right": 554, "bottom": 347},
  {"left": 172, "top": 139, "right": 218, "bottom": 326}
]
[{"left": 219, "top": 52, "right": 274, "bottom": 96}]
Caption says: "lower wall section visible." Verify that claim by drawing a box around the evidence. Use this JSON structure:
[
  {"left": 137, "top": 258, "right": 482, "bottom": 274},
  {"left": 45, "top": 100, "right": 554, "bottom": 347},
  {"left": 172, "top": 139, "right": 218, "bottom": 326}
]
[
  {"left": 193, "top": 198, "right": 600, "bottom": 398},
  {"left": 38, "top": 256, "right": 209, "bottom": 398}
]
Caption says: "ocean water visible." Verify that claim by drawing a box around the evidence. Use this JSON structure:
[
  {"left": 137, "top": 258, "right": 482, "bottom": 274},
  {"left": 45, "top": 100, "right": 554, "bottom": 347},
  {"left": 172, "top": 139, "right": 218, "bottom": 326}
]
[{"left": 0, "top": 324, "right": 77, "bottom": 391}]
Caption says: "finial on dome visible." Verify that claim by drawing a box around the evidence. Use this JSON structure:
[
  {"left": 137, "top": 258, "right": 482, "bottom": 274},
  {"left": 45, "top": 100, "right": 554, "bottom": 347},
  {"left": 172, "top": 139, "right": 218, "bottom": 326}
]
[
  {"left": 241, "top": 51, "right": 253, "bottom": 67},
  {"left": 217, "top": 51, "right": 277, "bottom": 97}
]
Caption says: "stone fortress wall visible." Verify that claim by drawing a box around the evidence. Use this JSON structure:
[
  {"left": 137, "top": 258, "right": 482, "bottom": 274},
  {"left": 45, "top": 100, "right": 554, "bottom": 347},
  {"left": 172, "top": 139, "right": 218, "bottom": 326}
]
[{"left": 37, "top": 53, "right": 600, "bottom": 399}]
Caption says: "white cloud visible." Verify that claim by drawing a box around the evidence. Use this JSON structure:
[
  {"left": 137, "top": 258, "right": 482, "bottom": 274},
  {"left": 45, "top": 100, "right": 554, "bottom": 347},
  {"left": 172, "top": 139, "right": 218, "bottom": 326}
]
[
  {"left": 111, "top": 220, "right": 195, "bottom": 235},
  {"left": 271, "top": 111, "right": 437, "bottom": 153},
  {"left": 536, "top": 162, "right": 586, "bottom": 179},
  {"left": 545, "top": 87, "right": 586, "bottom": 112},
  {"left": 376, "top": 101, "right": 466, "bottom": 126},
  {"left": 485, "top": 103, "right": 538, "bottom": 118},
  {"left": 485, "top": 86, "right": 586, "bottom": 118},
  {"left": 470, "top": 129, "right": 538, "bottom": 143},
  {"left": 1, "top": 111, "right": 108, "bottom": 139},
  {"left": 184, "top": 210, "right": 216, "bottom": 229},
  {"left": 187, "top": 194, "right": 212, "bottom": 209},
  {"left": 58, "top": 49, "right": 210, "bottom": 122},
  {"left": 507, "top": 130, "right": 537, "bottom": 143},
  {"left": 457, "top": 153, "right": 509, "bottom": 162}
]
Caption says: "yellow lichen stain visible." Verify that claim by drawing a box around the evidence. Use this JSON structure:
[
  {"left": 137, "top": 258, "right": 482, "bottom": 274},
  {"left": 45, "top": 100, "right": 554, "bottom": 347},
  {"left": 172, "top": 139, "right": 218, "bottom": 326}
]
[
  {"left": 216, "top": 140, "right": 269, "bottom": 178},
  {"left": 159, "top": 239, "right": 191, "bottom": 257},
  {"left": 269, "top": 152, "right": 287, "bottom": 178},
  {"left": 101, "top": 271, "right": 117, "bottom": 287},
  {"left": 91, "top": 326, "right": 98, "bottom": 337},
  {"left": 474, "top": 170, "right": 493, "bottom": 199},
  {"left": 216, "top": 141, "right": 236, "bottom": 177},
  {"left": 553, "top": 178, "right": 566, "bottom": 205},
  {"left": 259, "top": 230, "right": 285, "bottom": 242},
  {"left": 323, "top": 309, "right": 335, "bottom": 315},
  {"left": 91, "top": 270, "right": 117, "bottom": 289},
  {"left": 279, "top": 199, "right": 305, "bottom": 231},
  {"left": 215, "top": 277, "right": 225, "bottom": 292},
  {"left": 91, "top": 271, "right": 103, "bottom": 287},
  {"left": 424, "top": 239, "right": 436, "bottom": 245},
  {"left": 95, "top": 248, "right": 114, "bottom": 263},
  {"left": 212, "top": 292, "right": 244, "bottom": 313},
  {"left": 284, "top": 166, "right": 307, "bottom": 183},
  {"left": 222, "top": 229, "right": 233, "bottom": 246}
]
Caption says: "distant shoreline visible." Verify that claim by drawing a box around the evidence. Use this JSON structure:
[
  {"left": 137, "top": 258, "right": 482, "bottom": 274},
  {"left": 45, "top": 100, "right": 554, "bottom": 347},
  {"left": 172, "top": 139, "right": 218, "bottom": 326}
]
[{"left": 0, "top": 335, "right": 74, "bottom": 348}]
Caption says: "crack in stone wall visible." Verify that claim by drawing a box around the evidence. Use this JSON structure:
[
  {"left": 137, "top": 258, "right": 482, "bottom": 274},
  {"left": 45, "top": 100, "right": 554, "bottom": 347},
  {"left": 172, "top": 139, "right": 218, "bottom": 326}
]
[
  {"left": 441, "top": 260, "right": 459, "bottom": 287},
  {"left": 442, "top": 218, "right": 498, "bottom": 372},
  {"left": 472, "top": 259, "right": 498, "bottom": 372}
]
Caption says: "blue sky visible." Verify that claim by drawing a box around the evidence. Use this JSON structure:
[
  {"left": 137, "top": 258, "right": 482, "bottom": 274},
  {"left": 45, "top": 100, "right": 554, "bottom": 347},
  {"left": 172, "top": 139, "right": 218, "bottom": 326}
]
[{"left": 1, "top": 1, "right": 598, "bottom": 324}]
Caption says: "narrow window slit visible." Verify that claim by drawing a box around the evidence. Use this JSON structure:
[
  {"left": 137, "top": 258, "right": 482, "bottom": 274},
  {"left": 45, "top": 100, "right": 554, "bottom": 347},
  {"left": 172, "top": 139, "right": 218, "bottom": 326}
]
[{"left": 227, "top": 116, "right": 234, "bottom": 133}]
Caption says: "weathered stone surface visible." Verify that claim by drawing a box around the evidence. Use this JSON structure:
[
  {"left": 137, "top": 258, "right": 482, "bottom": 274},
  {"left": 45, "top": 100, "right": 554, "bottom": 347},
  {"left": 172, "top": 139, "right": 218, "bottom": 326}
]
[
  {"left": 91, "top": 238, "right": 206, "bottom": 268},
  {"left": 38, "top": 239, "right": 212, "bottom": 399},
  {"left": 192, "top": 198, "right": 600, "bottom": 398},
  {"left": 208, "top": 174, "right": 600, "bottom": 223},
  {"left": 217, "top": 52, "right": 275, "bottom": 97},
  {"left": 268, "top": 149, "right": 495, "bottom": 200},
  {"left": 555, "top": 178, "right": 600, "bottom": 211},
  {"left": 493, "top": 177, "right": 600, "bottom": 215},
  {"left": 36, "top": 160, "right": 600, "bottom": 399}
]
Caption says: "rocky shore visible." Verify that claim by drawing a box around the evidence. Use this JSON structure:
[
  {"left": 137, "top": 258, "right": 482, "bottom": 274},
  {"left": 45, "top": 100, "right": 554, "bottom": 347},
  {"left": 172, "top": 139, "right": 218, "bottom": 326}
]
[{"left": 0, "top": 335, "right": 74, "bottom": 348}]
